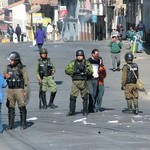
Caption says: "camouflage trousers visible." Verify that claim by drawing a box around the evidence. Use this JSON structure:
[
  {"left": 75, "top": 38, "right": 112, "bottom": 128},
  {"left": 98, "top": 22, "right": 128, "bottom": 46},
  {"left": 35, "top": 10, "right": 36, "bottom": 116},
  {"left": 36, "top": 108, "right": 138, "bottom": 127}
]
[
  {"left": 124, "top": 84, "right": 139, "bottom": 100},
  {"left": 7, "top": 88, "right": 26, "bottom": 108},
  {"left": 41, "top": 76, "right": 57, "bottom": 93},
  {"left": 70, "top": 80, "right": 88, "bottom": 98}
]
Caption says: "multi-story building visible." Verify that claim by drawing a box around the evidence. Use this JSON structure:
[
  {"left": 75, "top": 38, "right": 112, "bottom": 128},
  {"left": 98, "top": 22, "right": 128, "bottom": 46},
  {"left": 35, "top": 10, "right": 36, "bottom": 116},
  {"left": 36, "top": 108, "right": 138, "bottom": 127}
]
[
  {"left": 0, "top": 0, "right": 8, "bottom": 9},
  {"left": 2, "top": 0, "right": 150, "bottom": 42}
]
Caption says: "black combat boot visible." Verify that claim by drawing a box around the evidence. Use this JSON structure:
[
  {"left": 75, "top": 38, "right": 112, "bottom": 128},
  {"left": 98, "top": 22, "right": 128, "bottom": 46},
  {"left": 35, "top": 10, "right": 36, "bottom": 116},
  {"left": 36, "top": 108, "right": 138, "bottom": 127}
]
[
  {"left": 82, "top": 95, "right": 88, "bottom": 116},
  {"left": 39, "top": 88, "right": 43, "bottom": 109},
  {"left": 19, "top": 106, "right": 27, "bottom": 130},
  {"left": 48, "top": 92, "right": 57, "bottom": 109},
  {"left": 41, "top": 91, "right": 47, "bottom": 109},
  {"left": 133, "top": 99, "right": 139, "bottom": 115},
  {"left": 6, "top": 107, "right": 15, "bottom": 130},
  {"left": 127, "top": 100, "right": 133, "bottom": 114},
  {"left": 66, "top": 96, "right": 76, "bottom": 116}
]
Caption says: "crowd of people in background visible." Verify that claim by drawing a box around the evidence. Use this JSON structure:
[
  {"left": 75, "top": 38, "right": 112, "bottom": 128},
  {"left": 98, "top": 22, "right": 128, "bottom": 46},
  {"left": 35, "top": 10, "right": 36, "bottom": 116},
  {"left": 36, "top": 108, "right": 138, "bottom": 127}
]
[
  {"left": 110, "top": 21, "right": 145, "bottom": 53},
  {"left": 4, "top": 20, "right": 146, "bottom": 51},
  {"left": 126, "top": 21, "right": 145, "bottom": 53}
]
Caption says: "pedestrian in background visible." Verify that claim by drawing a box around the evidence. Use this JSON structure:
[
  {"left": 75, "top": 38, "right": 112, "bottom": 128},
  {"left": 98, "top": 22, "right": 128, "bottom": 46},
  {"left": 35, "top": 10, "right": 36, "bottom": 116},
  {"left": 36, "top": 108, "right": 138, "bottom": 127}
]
[
  {"left": 136, "top": 21, "right": 145, "bottom": 39},
  {"left": 65, "top": 49, "right": 93, "bottom": 116},
  {"left": 108, "top": 35, "right": 123, "bottom": 72},
  {"left": 121, "top": 53, "right": 139, "bottom": 115},
  {"left": 130, "top": 28, "right": 137, "bottom": 47},
  {"left": 15, "top": 24, "right": 22, "bottom": 42},
  {"left": 7, "top": 25, "right": 14, "bottom": 42},
  {"left": 126, "top": 26, "right": 134, "bottom": 49},
  {"left": 110, "top": 28, "right": 120, "bottom": 38},
  {"left": 57, "top": 19, "right": 64, "bottom": 39},
  {"left": 47, "top": 22, "right": 53, "bottom": 41},
  {"left": 117, "top": 23, "right": 124, "bottom": 39},
  {"left": 136, "top": 31, "right": 144, "bottom": 53},
  {"left": 126, "top": 26, "right": 134, "bottom": 41},
  {"left": 3, "top": 52, "right": 29, "bottom": 130},
  {"left": 95, "top": 57, "right": 106, "bottom": 112},
  {"left": 36, "top": 48, "right": 57, "bottom": 109},
  {"left": 88, "top": 49, "right": 100, "bottom": 113},
  {"left": 98, "top": 25, "right": 103, "bottom": 40},
  {"left": 35, "top": 25, "right": 46, "bottom": 50},
  {"left": 0, "top": 73, "right": 7, "bottom": 133}
]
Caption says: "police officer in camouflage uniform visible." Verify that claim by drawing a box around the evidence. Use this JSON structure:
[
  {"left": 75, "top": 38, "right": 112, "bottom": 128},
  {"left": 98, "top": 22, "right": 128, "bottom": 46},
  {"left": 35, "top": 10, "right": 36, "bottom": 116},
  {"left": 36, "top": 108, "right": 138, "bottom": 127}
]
[
  {"left": 121, "top": 53, "right": 139, "bottom": 114},
  {"left": 36, "top": 48, "right": 57, "bottom": 109},
  {"left": 3, "top": 52, "right": 29, "bottom": 130},
  {"left": 65, "top": 49, "right": 93, "bottom": 116}
]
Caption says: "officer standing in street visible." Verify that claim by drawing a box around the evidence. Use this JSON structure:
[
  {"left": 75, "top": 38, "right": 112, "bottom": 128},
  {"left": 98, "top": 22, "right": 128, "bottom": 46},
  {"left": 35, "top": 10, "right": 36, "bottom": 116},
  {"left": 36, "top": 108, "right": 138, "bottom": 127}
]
[
  {"left": 65, "top": 49, "right": 93, "bottom": 116},
  {"left": 36, "top": 48, "right": 57, "bottom": 109},
  {"left": 121, "top": 53, "right": 139, "bottom": 114},
  {"left": 3, "top": 52, "right": 29, "bottom": 130}
]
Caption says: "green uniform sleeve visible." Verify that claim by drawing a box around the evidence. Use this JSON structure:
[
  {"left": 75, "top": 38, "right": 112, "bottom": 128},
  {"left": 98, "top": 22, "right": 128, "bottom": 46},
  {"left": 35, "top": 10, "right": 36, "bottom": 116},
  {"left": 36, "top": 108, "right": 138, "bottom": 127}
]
[
  {"left": 121, "top": 65, "right": 127, "bottom": 87},
  {"left": 36, "top": 60, "right": 41, "bottom": 80},
  {"left": 86, "top": 60, "right": 93, "bottom": 75},
  {"left": 65, "top": 60, "right": 74, "bottom": 76},
  {"left": 50, "top": 60, "right": 56, "bottom": 72}
]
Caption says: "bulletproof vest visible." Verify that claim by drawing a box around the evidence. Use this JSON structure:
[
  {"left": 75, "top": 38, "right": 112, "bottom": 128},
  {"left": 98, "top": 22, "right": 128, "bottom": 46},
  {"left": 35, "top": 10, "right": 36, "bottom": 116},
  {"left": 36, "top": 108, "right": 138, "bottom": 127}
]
[
  {"left": 72, "top": 60, "right": 87, "bottom": 80},
  {"left": 7, "top": 64, "right": 24, "bottom": 88},
  {"left": 38, "top": 58, "right": 53, "bottom": 78},
  {"left": 126, "top": 63, "right": 138, "bottom": 84}
]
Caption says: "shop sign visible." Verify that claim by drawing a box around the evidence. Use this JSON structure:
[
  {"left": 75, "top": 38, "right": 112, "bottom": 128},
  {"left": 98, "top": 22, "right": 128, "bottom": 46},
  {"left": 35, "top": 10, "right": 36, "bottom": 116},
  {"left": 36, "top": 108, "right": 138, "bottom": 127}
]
[{"left": 32, "top": 13, "right": 43, "bottom": 24}]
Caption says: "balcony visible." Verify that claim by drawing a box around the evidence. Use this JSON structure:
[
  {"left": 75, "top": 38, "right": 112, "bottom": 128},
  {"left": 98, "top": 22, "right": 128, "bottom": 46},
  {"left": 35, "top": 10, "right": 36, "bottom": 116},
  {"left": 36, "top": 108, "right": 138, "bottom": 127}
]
[{"left": 4, "top": 16, "right": 12, "bottom": 22}]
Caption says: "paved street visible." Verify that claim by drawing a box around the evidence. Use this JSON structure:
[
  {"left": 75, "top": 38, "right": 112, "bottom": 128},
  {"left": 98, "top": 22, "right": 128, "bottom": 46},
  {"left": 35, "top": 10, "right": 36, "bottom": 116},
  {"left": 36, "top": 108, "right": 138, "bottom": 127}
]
[{"left": 0, "top": 40, "right": 150, "bottom": 150}]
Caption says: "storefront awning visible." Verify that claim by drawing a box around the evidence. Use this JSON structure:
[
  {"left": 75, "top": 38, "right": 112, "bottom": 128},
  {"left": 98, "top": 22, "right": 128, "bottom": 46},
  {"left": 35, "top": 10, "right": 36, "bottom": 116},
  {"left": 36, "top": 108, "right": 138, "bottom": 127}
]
[
  {"left": 31, "top": 0, "right": 58, "bottom": 6},
  {"left": 28, "top": 5, "right": 41, "bottom": 14}
]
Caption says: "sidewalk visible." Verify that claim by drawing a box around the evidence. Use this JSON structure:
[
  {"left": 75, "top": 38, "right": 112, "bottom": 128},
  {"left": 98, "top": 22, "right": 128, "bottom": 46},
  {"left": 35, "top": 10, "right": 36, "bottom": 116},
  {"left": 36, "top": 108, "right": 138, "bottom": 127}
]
[
  {"left": 122, "top": 39, "right": 150, "bottom": 55},
  {"left": 143, "top": 43, "right": 150, "bottom": 55}
]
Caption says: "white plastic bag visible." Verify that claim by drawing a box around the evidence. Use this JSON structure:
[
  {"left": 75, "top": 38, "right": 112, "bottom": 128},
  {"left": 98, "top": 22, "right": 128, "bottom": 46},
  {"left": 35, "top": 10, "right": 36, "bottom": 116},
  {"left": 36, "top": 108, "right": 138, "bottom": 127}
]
[
  {"left": 32, "top": 40, "right": 36, "bottom": 47},
  {"left": 13, "top": 33, "right": 18, "bottom": 43}
]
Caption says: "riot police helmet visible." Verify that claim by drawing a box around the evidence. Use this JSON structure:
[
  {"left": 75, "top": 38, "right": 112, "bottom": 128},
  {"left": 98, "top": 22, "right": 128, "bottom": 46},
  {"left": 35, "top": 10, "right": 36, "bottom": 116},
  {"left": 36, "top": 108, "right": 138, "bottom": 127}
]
[
  {"left": 125, "top": 52, "right": 134, "bottom": 63},
  {"left": 7, "top": 51, "right": 21, "bottom": 61},
  {"left": 39, "top": 48, "right": 48, "bottom": 54},
  {"left": 76, "top": 49, "right": 85, "bottom": 56}
]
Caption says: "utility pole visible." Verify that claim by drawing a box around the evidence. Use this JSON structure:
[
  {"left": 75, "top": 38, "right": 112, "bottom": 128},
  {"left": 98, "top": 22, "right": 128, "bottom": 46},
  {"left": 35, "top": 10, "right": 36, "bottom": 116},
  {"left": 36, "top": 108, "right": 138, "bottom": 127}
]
[{"left": 104, "top": 0, "right": 109, "bottom": 40}]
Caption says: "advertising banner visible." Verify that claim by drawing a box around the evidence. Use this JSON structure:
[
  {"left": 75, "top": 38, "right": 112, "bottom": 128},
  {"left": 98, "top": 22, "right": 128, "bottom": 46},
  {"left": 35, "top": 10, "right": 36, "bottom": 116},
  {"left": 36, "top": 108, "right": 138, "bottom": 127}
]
[{"left": 59, "top": 6, "right": 68, "bottom": 19}]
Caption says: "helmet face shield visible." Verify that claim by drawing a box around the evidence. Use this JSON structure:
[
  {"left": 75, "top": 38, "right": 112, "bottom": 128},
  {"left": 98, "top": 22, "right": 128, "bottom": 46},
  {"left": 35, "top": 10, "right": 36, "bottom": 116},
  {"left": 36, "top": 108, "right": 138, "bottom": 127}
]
[
  {"left": 7, "top": 53, "right": 16, "bottom": 61},
  {"left": 7, "top": 52, "right": 20, "bottom": 61}
]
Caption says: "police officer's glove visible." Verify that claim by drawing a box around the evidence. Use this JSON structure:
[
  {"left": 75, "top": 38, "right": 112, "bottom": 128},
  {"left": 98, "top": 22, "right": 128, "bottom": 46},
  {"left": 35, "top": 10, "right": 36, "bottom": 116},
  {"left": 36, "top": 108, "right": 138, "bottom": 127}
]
[
  {"left": 6, "top": 99, "right": 10, "bottom": 108},
  {"left": 121, "top": 86, "right": 124, "bottom": 90},
  {"left": 38, "top": 79, "right": 42, "bottom": 85}
]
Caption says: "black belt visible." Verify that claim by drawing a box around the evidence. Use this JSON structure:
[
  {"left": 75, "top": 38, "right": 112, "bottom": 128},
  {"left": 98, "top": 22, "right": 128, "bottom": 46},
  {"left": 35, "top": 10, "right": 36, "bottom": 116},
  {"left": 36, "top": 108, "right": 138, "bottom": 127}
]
[{"left": 91, "top": 77, "right": 98, "bottom": 80}]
